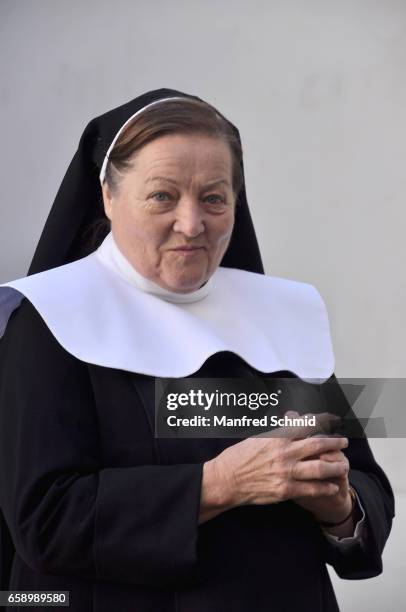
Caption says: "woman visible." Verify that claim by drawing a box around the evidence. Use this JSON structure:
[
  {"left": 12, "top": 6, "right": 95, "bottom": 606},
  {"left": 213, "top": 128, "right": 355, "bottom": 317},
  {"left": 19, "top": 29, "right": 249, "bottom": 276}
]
[{"left": 0, "top": 88, "right": 394, "bottom": 611}]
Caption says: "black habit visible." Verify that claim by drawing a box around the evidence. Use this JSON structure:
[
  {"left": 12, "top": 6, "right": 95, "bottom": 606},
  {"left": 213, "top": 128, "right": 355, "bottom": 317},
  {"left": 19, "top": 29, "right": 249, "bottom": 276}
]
[
  {"left": 0, "top": 297, "right": 394, "bottom": 611},
  {"left": 0, "top": 87, "right": 395, "bottom": 611}
]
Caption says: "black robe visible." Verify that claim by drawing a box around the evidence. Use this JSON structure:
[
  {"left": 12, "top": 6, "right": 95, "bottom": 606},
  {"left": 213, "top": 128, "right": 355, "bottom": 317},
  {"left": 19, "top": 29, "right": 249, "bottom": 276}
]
[{"left": 0, "top": 299, "right": 395, "bottom": 612}]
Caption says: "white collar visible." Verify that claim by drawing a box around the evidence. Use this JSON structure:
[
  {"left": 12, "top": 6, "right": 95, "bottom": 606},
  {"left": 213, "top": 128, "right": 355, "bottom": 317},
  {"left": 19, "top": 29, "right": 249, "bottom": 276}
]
[
  {"left": 0, "top": 235, "right": 335, "bottom": 381},
  {"left": 97, "top": 232, "right": 212, "bottom": 304}
]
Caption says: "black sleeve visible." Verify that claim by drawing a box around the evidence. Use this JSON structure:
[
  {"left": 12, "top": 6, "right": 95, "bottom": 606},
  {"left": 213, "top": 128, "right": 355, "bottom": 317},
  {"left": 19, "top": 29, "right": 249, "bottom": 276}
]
[
  {"left": 0, "top": 299, "right": 203, "bottom": 588},
  {"left": 318, "top": 374, "right": 395, "bottom": 579}
]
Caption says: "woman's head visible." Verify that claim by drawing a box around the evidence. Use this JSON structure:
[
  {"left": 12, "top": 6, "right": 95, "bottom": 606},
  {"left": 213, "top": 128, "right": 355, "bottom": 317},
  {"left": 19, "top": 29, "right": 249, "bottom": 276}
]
[{"left": 101, "top": 98, "right": 243, "bottom": 293}]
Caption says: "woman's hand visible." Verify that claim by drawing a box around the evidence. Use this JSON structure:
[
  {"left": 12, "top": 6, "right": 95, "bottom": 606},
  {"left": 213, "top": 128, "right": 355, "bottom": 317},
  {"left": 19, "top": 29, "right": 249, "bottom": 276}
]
[
  {"left": 291, "top": 443, "right": 363, "bottom": 538},
  {"left": 205, "top": 413, "right": 348, "bottom": 511},
  {"left": 291, "top": 447, "right": 352, "bottom": 523},
  {"left": 283, "top": 411, "right": 356, "bottom": 528}
]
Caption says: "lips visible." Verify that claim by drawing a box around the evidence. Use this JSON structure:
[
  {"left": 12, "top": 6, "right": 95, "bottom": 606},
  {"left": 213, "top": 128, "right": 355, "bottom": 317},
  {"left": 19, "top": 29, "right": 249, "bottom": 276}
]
[{"left": 171, "top": 246, "right": 205, "bottom": 252}]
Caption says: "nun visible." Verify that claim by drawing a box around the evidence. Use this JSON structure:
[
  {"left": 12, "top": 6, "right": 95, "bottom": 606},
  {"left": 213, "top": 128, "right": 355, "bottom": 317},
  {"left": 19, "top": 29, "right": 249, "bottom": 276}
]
[{"left": 0, "top": 88, "right": 394, "bottom": 611}]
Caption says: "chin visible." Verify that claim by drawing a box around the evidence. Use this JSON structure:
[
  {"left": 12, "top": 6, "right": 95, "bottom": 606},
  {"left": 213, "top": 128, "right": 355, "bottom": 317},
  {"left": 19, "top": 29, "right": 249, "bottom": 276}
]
[{"left": 164, "top": 273, "right": 207, "bottom": 294}]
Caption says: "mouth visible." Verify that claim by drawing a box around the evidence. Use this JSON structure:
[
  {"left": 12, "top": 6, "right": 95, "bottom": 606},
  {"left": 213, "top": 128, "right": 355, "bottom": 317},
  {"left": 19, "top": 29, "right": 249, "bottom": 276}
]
[{"left": 170, "top": 246, "right": 205, "bottom": 253}]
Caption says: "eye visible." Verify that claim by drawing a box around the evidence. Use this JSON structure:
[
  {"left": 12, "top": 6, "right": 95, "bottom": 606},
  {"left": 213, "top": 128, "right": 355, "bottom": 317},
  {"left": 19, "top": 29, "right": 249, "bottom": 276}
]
[
  {"left": 204, "top": 194, "right": 225, "bottom": 204},
  {"left": 151, "top": 191, "right": 172, "bottom": 202}
]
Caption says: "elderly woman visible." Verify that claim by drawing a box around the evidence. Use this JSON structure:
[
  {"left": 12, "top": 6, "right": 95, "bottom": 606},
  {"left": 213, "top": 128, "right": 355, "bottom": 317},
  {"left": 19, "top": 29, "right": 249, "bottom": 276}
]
[{"left": 0, "top": 88, "right": 394, "bottom": 612}]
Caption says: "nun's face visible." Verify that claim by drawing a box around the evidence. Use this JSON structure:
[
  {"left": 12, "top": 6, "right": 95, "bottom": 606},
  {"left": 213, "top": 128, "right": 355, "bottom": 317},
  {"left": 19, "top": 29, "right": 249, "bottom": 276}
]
[{"left": 102, "top": 133, "right": 236, "bottom": 293}]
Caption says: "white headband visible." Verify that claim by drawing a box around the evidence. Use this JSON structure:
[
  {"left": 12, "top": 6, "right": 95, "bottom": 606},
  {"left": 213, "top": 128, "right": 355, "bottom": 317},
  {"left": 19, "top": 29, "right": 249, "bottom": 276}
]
[{"left": 99, "top": 96, "right": 188, "bottom": 184}]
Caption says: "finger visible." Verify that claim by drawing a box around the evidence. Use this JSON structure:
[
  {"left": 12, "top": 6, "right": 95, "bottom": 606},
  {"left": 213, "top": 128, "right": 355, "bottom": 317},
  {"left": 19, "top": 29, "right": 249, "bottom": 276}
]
[
  {"left": 289, "top": 412, "right": 341, "bottom": 439},
  {"left": 305, "top": 450, "right": 346, "bottom": 462},
  {"left": 288, "top": 435, "right": 349, "bottom": 461},
  {"left": 323, "top": 476, "right": 350, "bottom": 499},
  {"left": 317, "top": 455, "right": 350, "bottom": 482},
  {"left": 317, "top": 450, "right": 345, "bottom": 462},
  {"left": 292, "top": 459, "right": 348, "bottom": 481},
  {"left": 285, "top": 410, "right": 299, "bottom": 418},
  {"left": 326, "top": 475, "right": 348, "bottom": 487},
  {"left": 290, "top": 479, "right": 340, "bottom": 499},
  {"left": 311, "top": 432, "right": 344, "bottom": 438},
  {"left": 258, "top": 412, "right": 341, "bottom": 440}
]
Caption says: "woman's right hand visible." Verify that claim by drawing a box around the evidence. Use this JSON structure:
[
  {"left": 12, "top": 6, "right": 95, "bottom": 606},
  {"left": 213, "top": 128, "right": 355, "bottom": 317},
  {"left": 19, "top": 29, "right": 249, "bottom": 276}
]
[{"left": 201, "top": 413, "right": 348, "bottom": 521}]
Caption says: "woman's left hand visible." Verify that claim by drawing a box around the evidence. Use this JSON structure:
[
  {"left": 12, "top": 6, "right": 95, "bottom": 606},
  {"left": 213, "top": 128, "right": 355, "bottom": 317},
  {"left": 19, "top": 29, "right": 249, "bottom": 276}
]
[
  {"left": 284, "top": 411, "right": 353, "bottom": 524},
  {"left": 292, "top": 447, "right": 352, "bottom": 524}
]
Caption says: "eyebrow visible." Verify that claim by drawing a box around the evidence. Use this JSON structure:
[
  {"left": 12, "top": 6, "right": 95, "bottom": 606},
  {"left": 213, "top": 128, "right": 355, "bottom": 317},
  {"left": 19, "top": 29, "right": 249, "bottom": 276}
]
[{"left": 145, "top": 176, "right": 231, "bottom": 188}]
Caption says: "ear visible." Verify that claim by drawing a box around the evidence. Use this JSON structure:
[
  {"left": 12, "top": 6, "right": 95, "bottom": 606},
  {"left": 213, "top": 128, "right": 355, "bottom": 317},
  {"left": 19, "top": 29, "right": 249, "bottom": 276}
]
[{"left": 101, "top": 182, "right": 114, "bottom": 221}]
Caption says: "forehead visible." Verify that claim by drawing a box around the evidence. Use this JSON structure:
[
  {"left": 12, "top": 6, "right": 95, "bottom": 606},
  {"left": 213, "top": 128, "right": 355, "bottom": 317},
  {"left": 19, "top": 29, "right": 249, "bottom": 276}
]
[{"left": 133, "top": 133, "right": 233, "bottom": 179}]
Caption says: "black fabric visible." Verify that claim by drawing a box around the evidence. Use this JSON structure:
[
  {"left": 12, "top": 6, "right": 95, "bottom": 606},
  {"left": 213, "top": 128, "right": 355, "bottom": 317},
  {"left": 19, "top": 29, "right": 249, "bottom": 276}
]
[
  {"left": 0, "top": 511, "right": 14, "bottom": 591},
  {"left": 0, "top": 300, "right": 395, "bottom": 611},
  {"left": 27, "top": 88, "right": 264, "bottom": 276}
]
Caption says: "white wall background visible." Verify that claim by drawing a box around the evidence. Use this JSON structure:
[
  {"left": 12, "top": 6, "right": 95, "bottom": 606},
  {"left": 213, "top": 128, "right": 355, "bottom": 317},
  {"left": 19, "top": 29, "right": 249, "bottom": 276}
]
[{"left": 1, "top": 1, "right": 405, "bottom": 610}]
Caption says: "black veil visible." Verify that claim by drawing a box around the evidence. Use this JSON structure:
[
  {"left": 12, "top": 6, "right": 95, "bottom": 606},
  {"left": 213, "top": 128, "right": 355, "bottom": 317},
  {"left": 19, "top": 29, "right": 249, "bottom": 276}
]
[{"left": 28, "top": 87, "right": 264, "bottom": 276}]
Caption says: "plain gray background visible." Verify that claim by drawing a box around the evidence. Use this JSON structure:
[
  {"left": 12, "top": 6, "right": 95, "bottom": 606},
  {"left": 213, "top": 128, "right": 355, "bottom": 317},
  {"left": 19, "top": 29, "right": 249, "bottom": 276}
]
[{"left": 1, "top": 1, "right": 405, "bottom": 610}]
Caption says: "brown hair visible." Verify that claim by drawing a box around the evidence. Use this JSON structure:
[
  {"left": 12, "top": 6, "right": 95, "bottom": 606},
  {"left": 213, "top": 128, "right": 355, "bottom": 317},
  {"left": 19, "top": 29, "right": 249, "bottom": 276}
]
[{"left": 104, "top": 97, "right": 244, "bottom": 198}]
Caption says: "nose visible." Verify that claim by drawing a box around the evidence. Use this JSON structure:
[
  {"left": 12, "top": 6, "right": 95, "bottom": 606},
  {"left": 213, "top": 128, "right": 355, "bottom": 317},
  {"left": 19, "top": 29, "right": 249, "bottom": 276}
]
[{"left": 172, "top": 196, "right": 205, "bottom": 238}]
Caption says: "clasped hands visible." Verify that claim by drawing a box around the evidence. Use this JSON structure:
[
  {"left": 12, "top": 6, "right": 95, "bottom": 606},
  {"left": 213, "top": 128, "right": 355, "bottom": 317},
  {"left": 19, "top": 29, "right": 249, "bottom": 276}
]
[{"left": 210, "top": 410, "right": 354, "bottom": 530}]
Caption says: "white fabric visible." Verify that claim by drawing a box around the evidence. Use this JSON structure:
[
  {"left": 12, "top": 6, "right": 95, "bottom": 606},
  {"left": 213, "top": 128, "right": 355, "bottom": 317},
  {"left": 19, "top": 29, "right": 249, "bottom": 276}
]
[{"left": 0, "top": 233, "right": 335, "bottom": 380}]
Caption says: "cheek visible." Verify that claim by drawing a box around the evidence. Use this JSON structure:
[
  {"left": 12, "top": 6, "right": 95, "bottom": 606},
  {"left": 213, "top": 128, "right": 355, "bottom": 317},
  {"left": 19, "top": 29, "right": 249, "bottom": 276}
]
[
  {"left": 210, "top": 212, "right": 235, "bottom": 244},
  {"left": 117, "top": 204, "right": 166, "bottom": 246}
]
